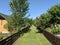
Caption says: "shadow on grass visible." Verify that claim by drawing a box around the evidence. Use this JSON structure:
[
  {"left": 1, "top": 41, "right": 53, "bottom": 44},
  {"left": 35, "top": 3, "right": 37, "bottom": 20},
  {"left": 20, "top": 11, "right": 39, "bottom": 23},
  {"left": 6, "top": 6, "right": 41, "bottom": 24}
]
[
  {"left": 36, "top": 27, "right": 44, "bottom": 33},
  {"left": 20, "top": 27, "right": 31, "bottom": 37}
]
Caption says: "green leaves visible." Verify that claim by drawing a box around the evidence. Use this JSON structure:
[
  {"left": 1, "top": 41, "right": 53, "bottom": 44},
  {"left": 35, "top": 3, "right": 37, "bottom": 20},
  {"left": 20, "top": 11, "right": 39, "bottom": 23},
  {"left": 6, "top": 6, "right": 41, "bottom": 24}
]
[
  {"left": 48, "top": 5, "right": 60, "bottom": 24},
  {"left": 6, "top": 0, "right": 29, "bottom": 32},
  {"left": 10, "top": 0, "right": 29, "bottom": 16},
  {"left": 38, "top": 13, "right": 51, "bottom": 28},
  {"left": 35, "top": 4, "right": 60, "bottom": 31},
  {"left": 48, "top": 5, "right": 60, "bottom": 16}
]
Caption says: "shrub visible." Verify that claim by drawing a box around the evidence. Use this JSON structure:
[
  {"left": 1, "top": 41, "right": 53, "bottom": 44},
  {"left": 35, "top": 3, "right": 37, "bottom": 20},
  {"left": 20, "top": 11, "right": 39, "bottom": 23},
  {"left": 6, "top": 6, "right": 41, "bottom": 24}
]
[{"left": 52, "top": 27, "right": 60, "bottom": 34}]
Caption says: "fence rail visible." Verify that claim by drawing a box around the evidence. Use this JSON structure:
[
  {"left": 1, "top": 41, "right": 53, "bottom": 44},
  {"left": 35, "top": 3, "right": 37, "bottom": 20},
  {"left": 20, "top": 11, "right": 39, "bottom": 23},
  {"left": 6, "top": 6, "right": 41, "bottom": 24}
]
[
  {"left": 37, "top": 27, "right": 60, "bottom": 45},
  {"left": 43, "top": 30, "right": 60, "bottom": 45},
  {"left": 0, "top": 26, "right": 30, "bottom": 45}
]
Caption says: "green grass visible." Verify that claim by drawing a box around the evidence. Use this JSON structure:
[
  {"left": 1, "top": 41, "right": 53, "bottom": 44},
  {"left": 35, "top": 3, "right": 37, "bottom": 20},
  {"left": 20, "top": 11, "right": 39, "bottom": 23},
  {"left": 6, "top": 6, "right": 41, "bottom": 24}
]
[
  {"left": 0, "top": 33, "right": 10, "bottom": 40},
  {"left": 14, "top": 25, "right": 51, "bottom": 45}
]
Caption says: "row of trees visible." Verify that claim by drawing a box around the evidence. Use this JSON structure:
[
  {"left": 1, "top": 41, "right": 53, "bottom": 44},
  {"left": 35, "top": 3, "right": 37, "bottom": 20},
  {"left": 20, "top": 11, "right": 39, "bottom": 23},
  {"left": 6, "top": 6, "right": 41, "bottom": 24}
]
[
  {"left": 34, "top": 4, "right": 60, "bottom": 34},
  {"left": 4, "top": 0, "right": 33, "bottom": 33}
]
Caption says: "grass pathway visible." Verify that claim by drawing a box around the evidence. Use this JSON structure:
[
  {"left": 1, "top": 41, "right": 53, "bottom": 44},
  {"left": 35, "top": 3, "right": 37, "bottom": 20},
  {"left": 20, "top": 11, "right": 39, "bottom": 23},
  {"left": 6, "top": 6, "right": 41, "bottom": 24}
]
[{"left": 14, "top": 25, "right": 51, "bottom": 45}]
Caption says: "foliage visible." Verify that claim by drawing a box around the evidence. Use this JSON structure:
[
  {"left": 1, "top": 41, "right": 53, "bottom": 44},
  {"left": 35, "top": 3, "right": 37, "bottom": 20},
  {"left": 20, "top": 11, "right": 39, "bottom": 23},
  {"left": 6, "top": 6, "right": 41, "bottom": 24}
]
[
  {"left": 35, "top": 13, "right": 52, "bottom": 29},
  {"left": 5, "top": 0, "right": 29, "bottom": 32},
  {"left": 52, "top": 26, "right": 60, "bottom": 34},
  {"left": 10, "top": 0, "right": 29, "bottom": 16},
  {"left": 24, "top": 17, "right": 33, "bottom": 26},
  {"left": 35, "top": 4, "right": 60, "bottom": 34},
  {"left": 48, "top": 5, "right": 60, "bottom": 34},
  {"left": 48, "top": 5, "right": 60, "bottom": 25}
]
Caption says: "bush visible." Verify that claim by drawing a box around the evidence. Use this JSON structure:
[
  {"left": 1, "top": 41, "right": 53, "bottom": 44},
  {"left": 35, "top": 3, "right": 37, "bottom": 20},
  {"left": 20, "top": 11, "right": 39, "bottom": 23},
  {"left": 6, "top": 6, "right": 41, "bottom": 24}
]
[
  {"left": 52, "top": 27, "right": 60, "bottom": 34},
  {"left": 37, "top": 27, "right": 44, "bottom": 33}
]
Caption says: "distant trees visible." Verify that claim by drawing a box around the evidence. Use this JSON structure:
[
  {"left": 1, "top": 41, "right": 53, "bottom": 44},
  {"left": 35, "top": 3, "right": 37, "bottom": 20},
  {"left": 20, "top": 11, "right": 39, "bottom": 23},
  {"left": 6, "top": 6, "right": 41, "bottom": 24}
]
[{"left": 24, "top": 17, "right": 33, "bottom": 26}]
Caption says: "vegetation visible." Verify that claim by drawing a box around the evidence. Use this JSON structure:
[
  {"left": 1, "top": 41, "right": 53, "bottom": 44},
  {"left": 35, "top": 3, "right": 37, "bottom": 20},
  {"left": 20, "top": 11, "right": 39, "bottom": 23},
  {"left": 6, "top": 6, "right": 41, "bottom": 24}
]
[
  {"left": 34, "top": 4, "right": 60, "bottom": 34},
  {"left": 47, "top": 5, "right": 60, "bottom": 34},
  {"left": 35, "top": 13, "right": 52, "bottom": 28},
  {"left": 48, "top": 5, "right": 60, "bottom": 27},
  {"left": 4, "top": 0, "right": 60, "bottom": 34},
  {"left": 0, "top": 33, "right": 10, "bottom": 40},
  {"left": 1, "top": 0, "right": 60, "bottom": 45},
  {"left": 4, "top": 0, "right": 33, "bottom": 33},
  {"left": 24, "top": 17, "right": 33, "bottom": 26}
]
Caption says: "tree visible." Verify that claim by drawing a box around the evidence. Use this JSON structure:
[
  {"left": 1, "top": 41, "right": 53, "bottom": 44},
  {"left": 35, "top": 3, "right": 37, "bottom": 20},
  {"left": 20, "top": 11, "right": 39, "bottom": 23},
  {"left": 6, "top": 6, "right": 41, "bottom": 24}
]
[
  {"left": 35, "top": 13, "right": 52, "bottom": 29},
  {"left": 6, "top": 0, "right": 29, "bottom": 32},
  {"left": 24, "top": 17, "right": 33, "bottom": 26},
  {"left": 34, "top": 4, "right": 60, "bottom": 33},
  {"left": 48, "top": 5, "right": 60, "bottom": 27},
  {"left": 10, "top": 0, "right": 29, "bottom": 17},
  {"left": 46, "top": 5, "right": 60, "bottom": 34},
  {"left": 36, "top": 4, "right": 60, "bottom": 29}
]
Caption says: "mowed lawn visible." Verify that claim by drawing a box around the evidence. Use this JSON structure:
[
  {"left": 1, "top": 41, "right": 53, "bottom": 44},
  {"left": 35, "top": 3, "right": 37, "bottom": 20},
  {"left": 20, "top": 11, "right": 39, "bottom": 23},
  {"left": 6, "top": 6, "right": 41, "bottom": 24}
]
[{"left": 14, "top": 25, "right": 52, "bottom": 45}]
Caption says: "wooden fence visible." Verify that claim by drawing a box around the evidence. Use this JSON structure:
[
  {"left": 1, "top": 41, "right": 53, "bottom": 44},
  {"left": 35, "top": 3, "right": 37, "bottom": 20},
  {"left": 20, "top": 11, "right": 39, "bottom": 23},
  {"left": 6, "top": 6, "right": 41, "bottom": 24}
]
[
  {"left": 0, "top": 26, "right": 30, "bottom": 45},
  {"left": 37, "top": 27, "right": 60, "bottom": 45},
  {"left": 43, "top": 30, "right": 60, "bottom": 45}
]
